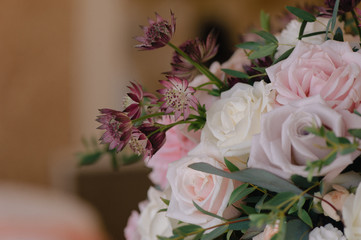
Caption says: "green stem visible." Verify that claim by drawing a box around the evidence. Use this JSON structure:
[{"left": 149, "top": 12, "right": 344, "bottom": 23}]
[
  {"left": 167, "top": 42, "right": 224, "bottom": 88},
  {"left": 131, "top": 112, "right": 166, "bottom": 124},
  {"left": 194, "top": 81, "right": 219, "bottom": 89},
  {"left": 351, "top": 9, "right": 361, "bottom": 41},
  {"left": 146, "top": 119, "right": 195, "bottom": 138}
]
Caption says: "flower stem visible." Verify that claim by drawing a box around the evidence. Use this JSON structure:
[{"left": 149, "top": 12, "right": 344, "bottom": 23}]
[
  {"left": 131, "top": 112, "right": 166, "bottom": 124},
  {"left": 167, "top": 42, "right": 224, "bottom": 88}
]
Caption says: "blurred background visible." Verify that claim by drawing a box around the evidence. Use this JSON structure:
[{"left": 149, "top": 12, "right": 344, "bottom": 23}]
[{"left": 0, "top": 0, "right": 322, "bottom": 239}]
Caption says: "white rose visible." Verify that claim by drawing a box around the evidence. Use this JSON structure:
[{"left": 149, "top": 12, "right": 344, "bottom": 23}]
[
  {"left": 343, "top": 182, "right": 361, "bottom": 240},
  {"left": 201, "top": 81, "right": 274, "bottom": 167},
  {"left": 137, "top": 187, "right": 173, "bottom": 240},
  {"left": 309, "top": 224, "right": 346, "bottom": 240},
  {"left": 276, "top": 17, "right": 342, "bottom": 58},
  {"left": 166, "top": 143, "right": 234, "bottom": 228}
]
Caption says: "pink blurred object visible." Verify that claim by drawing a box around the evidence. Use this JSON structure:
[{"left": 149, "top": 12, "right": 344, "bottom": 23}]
[{"left": 0, "top": 183, "right": 107, "bottom": 240}]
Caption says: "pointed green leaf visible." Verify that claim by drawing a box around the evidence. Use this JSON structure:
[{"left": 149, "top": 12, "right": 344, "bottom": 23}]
[
  {"left": 201, "top": 225, "right": 228, "bottom": 240},
  {"left": 255, "top": 30, "right": 278, "bottom": 43},
  {"left": 249, "top": 43, "right": 277, "bottom": 60},
  {"left": 189, "top": 163, "right": 307, "bottom": 196},
  {"left": 286, "top": 6, "right": 316, "bottom": 22},
  {"left": 298, "top": 209, "right": 313, "bottom": 228},
  {"left": 193, "top": 201, "right": 226, "bottom": 221},
  {"left": 236, "top": 41, "right": 262, "bottom": 50},
  {"left": 285, "top": 219, "right": 310, "bottom": 240},
  {"left": 273, "top": 47, "right": 294, "bottom": 64},
  {"left": 221, "top": 68, "right": 249, "bottom": 78},
  {"left": 224, "top": 158, "right": 240, "bottom": 172}
]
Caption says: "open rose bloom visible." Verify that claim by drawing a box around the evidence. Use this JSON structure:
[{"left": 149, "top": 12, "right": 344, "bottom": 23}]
[{"left": 91, "top": 2, "right": 361, "bottom": 240}]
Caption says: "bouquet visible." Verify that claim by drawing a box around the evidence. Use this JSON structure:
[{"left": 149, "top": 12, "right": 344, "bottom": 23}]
[{"left": 89, "top": 0, "right": 361, "bottom": 239}]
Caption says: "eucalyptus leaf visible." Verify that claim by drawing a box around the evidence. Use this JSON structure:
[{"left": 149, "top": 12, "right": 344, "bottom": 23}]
[
  {"left": 236, "top": 41, "right": 262, "bottom": 50},
  {"left": 221, "top": 68, "right": 249, "bottom": 78},
  {"left": 172, "top": 224, "right": 203, "bottom": 236},
  {"left": 224, "top": 158, "right": 240, "bottom": 172},
  {"left": 79, "top": 151, "right": 103, "bottom": 166},
  {"left": 284, "top": 219, "right": 310, "bottom": 240},
  {"left": 193, "top": 201, "right": 226, "bottom": 221},
  {"left": 348, "top": 128, "right": 361, "bottom": 139},
  {"left": 273, "top": 47, "right": 294, "bottom": 64},
  {"left": 228, "top": 217, "right": 250, "bottom": 231},
  {"left": 189, "top": 163, "right": 308, "bottom": 196},
  {"left": 249, "top": 43, "right": 277, "bottom": 60},
  {"left": 201, "top": 225, "right": 228, "bottom": 240},
  {"left": 334, "top": 27, "right": 344, "bottom": 41},
  {"left": 255, "top": 31, "right": 278, "bottom": 43},
  {"left": 286, "top": 6, "right": 316, "bottom": 22},
  {"left": 298, "top": 209, "right": 313, "bottom": 228}
]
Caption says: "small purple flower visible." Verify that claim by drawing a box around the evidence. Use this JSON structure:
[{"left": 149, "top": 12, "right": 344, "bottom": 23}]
[
  {"left": 135, "top": 11, "right": 176, "bottom": 50},
  {"left": 157, "top": 76, "right": 198, "bottom": 120},
  {"left": 169, "top": 31, "right": 218, "bottom": 80},
  {"left": 123, "top": 82, "right": 144, "bottom": 119},
  {"left": 129, "top": 124, "right": 166, "bottom": 160},
  {"left": 96, "top": 109, "right": 132, "bottom": 152},
  {"left": 325, "top": 0, "right": 361, "bottom": 13}
]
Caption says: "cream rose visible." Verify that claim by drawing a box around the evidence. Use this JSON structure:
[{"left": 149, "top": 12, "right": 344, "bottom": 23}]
[
  {"left": 248, "top": 96, "right": 361, "bottom": 180},
  {"left": 309, "top": 224, "right": 346, "bottom": 240},
  {"left": 137, "top": 187, "right": 173, "bottom": 240},
  {"left": 166, "top": 143, "right": 234, "bottom": 228},
  {"left": 321, "top": 185, "right": 349, "bottom": 221},
  {"left": 201, "top": 81, "right": 274, "bottom": 167},
  {"left": 267, "top": 40, "right": 361, "bottom": 112},
  {"left": 343, "top": 182, "right": 361, "bottom": 240}
]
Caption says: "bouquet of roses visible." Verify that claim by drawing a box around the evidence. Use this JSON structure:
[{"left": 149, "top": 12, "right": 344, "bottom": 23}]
[{"left": 89, "top": 0, "right": 361, "bottom": 239}]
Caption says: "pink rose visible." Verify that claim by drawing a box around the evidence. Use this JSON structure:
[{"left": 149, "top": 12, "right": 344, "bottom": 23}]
[
  {"left": 147, "top": 119, "right": 197, "bottom": 189},
  {"left": 166, "top": 143, "right": 234, "bottom": 228},
  {"left": 248, "top": 96, "right": 361, "bottom": 180},
  {"left": 267, "top": 40, "right": 361, "bottom": 112}
]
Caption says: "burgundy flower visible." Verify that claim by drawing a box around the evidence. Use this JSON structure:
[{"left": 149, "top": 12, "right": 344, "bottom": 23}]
[
  {"left": 96, "top": 109, "right": 132, "bottom": 152},
  {"left": 138, "top": 123, "right": 166, "bottom": 156},
  {"left": 157, "top": 76, "right": 198, "bottom": 120},
  {"left": 123, "top": 82, "right": 144, "bottom": 119},
  {"left": 135, "top": 11, "right": 176, "bottom": 50},
  {"left": 325, "top": 0, "right": 361, "bottom": 13},
  {"left": 169, "top": 31, "right": 218, "bottom": 80},
  {"left": 129, "top": 124, "right": 166, "bottom": 160}
]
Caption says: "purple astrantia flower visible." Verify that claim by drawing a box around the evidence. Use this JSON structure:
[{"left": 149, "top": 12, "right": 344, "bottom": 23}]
[
  {"left": 135, "top": 11, "right": 176, "bottom": 50},
  {"left": 169, "top": 31, "right": 218, "bottom": 80},
  {"left": 158, "top": 76, "right": 198, "bottom": 120},
  {"left": 325, "top": 0, "right": 361, "bottom": 13},
  {"left": 97, "top": 109, "right": 133, "bottom": 152},
  {"left": 123, "top": 82, "right": 144, "bottom": 119},
  {"left": 129, "top": 124, "right": 166, "bottom": 160}
]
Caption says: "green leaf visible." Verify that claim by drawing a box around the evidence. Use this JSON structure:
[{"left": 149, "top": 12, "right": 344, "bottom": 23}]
[
  {"left": 239, "top": 203, "right": 257, "bottom": 215},
  {"left": 228, "top": 217, "right": 250, "bottom": 231},
  {"left": 298, "top": 20, "right": 307, "bottom": 40},
  {"left": 300, "top": 31, "right": 328, "bottom": 39},
  {"left": 201, "top": 225, "right": 228, "bottom": 240},
  {"left": 249, "top": 213, "right": 273, "bottom": 228},
  {"left": 173, "top": 224, "right": 203, "bottom": 236},
  {"left": 160, "top": 197, "right": 170, "bottom": 206},
  {"left": 79, "top": 151, "right": 103, "bottom": 166},
  {"left": 284, "top": 219, "right": 310, "bottom": 240},
  {"left": 286, "top": 6, "right": 316, "bottom": 22},
  {"left": 334, "top": 27, "right": 344, "bottom": 41},
  {"left": 340, "top": 145, "right": 357, "bottom": 155},
  {"left": 260, "top": 10, "right": 270, "bottom": 31},
  {"left": 255, "top": 193, "right": 268, "bottom": 213},
  {"left": 255, "top": 30, "right": 278, "bottom": 43},
  {"left": 263, "top": 192, "right": 296, "bottom": 209},
  {"left": 348, "top": 128, "right": 361, "bottom": 139},
  {"left": 189, "top": 163, "right": 308, "bottom": 196},
  {"left": 193, "top": 201, "right": 226, "bottom": 221},
  {"left": 273, "top": 47, "right": 294, "bottom": 64},
  {"left": 224, "top": 158, "right": 240, "bottom": 172},
  {"left": 221, "top": 68, "right": 249, "bottom": 78},
  {"left": 323, "top": 151, "right": 337, "bottom": 166},
  {"left": 236, "top": 41, "right": 262, "bottom": 50},
  {"left": 251, "top": 66, "right": 266, "bottom": 73},
  {"left": 249, "top": 43, "right": 277, "bottom": 60},
  {"left": 228, "top": 185, "right": 255, "bottom": 205},
  {"left": 291, "top": 175, "right": 317, "bottom": 190},
  {"left": 298, "top": 209, "right": 313, "bottom": 228},
  {"left": 208, "top": 89, "right": 221, "bottom": 96}
]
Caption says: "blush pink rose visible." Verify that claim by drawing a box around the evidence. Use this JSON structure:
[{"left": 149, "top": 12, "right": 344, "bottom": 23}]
[
  {"left": 166, "top": 142, "right": 234, "bottom": 228},
  {"left": 147, "top": 118, "right": 197, "bottom": 189},
  {"left": 248, "top": 96, "right": 361, "bottom": 180},
  {"left": 267, "top": 40, "right": 361, "bottom": 112}
]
